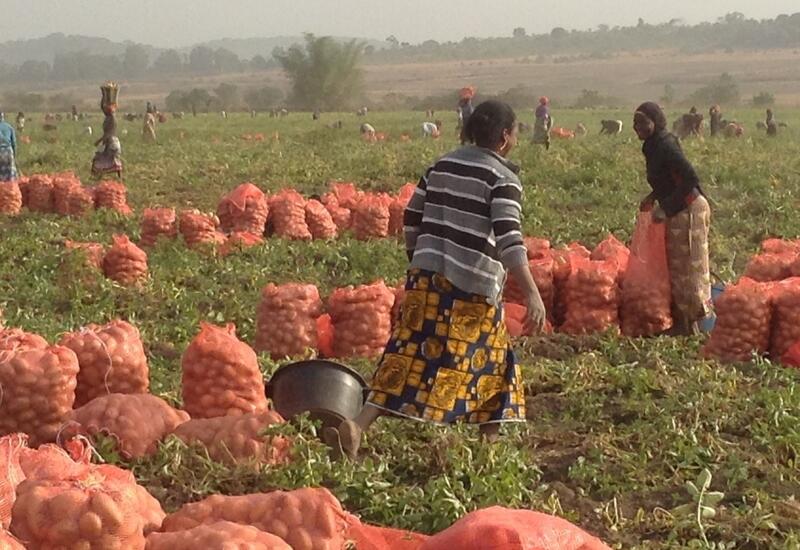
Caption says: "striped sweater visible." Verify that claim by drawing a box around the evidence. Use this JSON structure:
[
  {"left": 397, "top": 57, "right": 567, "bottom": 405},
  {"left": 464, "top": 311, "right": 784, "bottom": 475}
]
[{"left": 404, "top": 145, "right": 528, "bottom": 304}]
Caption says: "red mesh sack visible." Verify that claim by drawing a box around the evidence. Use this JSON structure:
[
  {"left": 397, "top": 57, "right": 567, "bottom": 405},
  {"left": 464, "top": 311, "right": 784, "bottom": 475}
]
[
  {"left": 60, "top": 320, "right": 150, "bottom": 406},
  {"left": 25, "top": 176, "right": 54, "bottom": 213},
  {"left": 524, "top": 237, "right": 551, "bottom": 260},
  {"left": 388, "top": 183, "right": 417, "bottom": 236},
  {"left": 321, "top": 194, "right": 352, "bottom": 232},
  {"left": 146, "top": 521, "right": 291, "bottom": 550},
  {"left": 702, "top": 278, "right": 773, "bottom": 363},
  {"left": 181, "top": 323, "right": 268, "bottom": 419},
  {"left": 770, "top": 280, "right": 800, "bottom": 361},
  {"left": 552, "top": 243, "right": 591, "bottom": 327},
  {"left": 327, "top": 181, "right": 361, "bottom": 209},
  {"left": 0, "top": 435, "right": 26, "bottom": 529},
  {"left": 179, "top": 210, "right": 226, "bottom": 249},
  {"left": 0, "top": 329, "right": 48, "bottom": 352},
  {"left": 268, "top": 190, "right": 311, "bottom": 240},
  {"left": 63, "top": 394, "right": 189, "bottom": 459},
  {"left": 419, "top": 507, "right": 611, "bottom": 550},
  {"left": 53, "top": 177, "right": 94, "bottom": 217},
  {"left": 103, "top": 235, "right": 149, "bottom": 285},
  {"left": 621, "top": 214, "right": 673, "bottom": 337},
  {"left": 140, "top": 208, "right": 178, "bottom": 248},
  {"left": 161, "top": 488, "right": 351, "bottom": 550},
  {"left": 316, "top": 314, "right": 334, "bottom": 357},
  {"left": 783, "top": 341, "right": 800, "bottom": 368},
  {"left": 64, "top": 240, "right": 105, "bottom": 271},
  {"left": 217, "top": 183, "right": 268, "bottom": 235},
  {"left": 0, "top": 346, "right": 79, "bottom": 445},
  {"left": 560, "top": 258, "right": 620, "bottom": 335},
  {"left": 328, "top": 281, "right": 394, "bottom": 358},
  {"left": 344, "top": 517, "right": 428, "bottom": 550},
  {"left": 352, "top": 194, "right": 391, "bottom": 240},
  {"left": 172, "top": 411, "right": 290, "bottom": 465},
  {"left": 591, "top": 234, "right": 630, "bottom": 281},
  {"left": 218, "top": 232, "right": 264, "bottom": 256},
  {"left": 254, "top": 283, "right": 323, "bottom": 359},
  {"left": 0, "top": 182, "right": 22, "bottom": 215},
  {"left": 305, "top": 199, "right": 338, "bottom": 240},
  {"left": 10, "top": 466, "right": 157, "bottom": 549},
  {"left": 761, "top": 238, "right": 800, "bottom": 255},
  {"left": 0, "top": 530, "right": 23, "bottom": 549},
  {"left": 743, "top": 252, "right": 796, "bottom": 282},
  {"left": 94, "top": 180, "right": 133, "bottom": 215}
]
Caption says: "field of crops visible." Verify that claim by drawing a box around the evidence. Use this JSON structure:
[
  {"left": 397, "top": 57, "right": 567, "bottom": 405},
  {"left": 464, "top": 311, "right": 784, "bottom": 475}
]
[{"left": 2, "top": 108, "right": 800, "bottom": 549}]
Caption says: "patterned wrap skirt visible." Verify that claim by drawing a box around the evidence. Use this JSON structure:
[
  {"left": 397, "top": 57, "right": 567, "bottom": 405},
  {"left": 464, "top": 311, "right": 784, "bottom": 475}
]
[
  {"left": 666, "top": 195, "right": 712, "bottom": 322},
  {"left": 0, "top": 146, "right": 17, "bottom": 181},
  {"left": 367, "top": 269, "right": 526, "bottom": 425}
]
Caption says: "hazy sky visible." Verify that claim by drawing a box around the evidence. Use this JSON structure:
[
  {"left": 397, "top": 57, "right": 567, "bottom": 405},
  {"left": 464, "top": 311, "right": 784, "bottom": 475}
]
[{"left": 1, "top": 0, "right": 798, "bottom": 47}]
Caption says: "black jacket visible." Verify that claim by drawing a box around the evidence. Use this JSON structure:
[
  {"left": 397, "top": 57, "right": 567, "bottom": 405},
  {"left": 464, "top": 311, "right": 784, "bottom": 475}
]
[{"left": 642, "top": 130, "right": 703, "bottom": 217}]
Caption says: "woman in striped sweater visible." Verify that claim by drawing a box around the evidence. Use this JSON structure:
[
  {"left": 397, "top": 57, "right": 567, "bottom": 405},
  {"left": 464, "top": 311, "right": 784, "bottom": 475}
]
[{"left": 324, "top": 101, "right": 546, "bottom": 460}]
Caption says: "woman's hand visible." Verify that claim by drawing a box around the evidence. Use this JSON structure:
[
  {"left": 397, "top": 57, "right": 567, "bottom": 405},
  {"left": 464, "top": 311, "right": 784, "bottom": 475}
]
[
  {"left": 524, "top": 290, "right": 547, "bottom": 334},
  {"left": 639, "top": 195, "right": 655, "bottom": 212}
]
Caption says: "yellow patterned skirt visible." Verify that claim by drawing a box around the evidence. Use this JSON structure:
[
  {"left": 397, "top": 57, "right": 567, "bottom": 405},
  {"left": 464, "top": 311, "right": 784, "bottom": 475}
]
[
  {"left": 367, "top": 269, "right": 526, "bottom": 425},
  {"left": 666, "top": 195, "right": 712, "bottom": 323}
]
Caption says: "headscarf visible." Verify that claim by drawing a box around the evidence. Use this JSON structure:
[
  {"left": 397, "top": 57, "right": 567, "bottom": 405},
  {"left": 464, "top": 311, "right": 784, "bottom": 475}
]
[
  {"left": 635, "top": 102, "right": 667, "bottom": 133},
  {"left": 539, "top": 96, "right": 549, "bottom": 105}
]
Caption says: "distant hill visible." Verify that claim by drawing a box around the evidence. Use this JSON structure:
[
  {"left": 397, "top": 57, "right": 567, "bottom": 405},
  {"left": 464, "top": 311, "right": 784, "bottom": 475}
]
[
  {"left": 184, "top": 35, "right": 385, "bottom": 59},
  {"left": 0, "top": 33, "right": 138, "bottom": 64}
]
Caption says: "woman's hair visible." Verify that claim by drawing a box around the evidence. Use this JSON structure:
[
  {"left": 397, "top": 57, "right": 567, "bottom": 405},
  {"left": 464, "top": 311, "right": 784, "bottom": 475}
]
[
  {"left": 635, "top": 101, "right": 667, "bottom": 132},
  {"left": 461, "top": 100, "right": 516, "bottom": 148}
]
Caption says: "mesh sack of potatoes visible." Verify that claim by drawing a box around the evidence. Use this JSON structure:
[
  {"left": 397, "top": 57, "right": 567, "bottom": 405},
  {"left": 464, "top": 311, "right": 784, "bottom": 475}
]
[
  {"left": 172, "top": 411, "right": 290, "bottom": 465},
  {"left": 551, "top": 243, "right": 592, "bottom": 327},
  {"left": 320, "top": 194, "right": 352, "bottom": 232},
  {"left": 178, "top": 210, "right": 226, "bottom": 249},
  {"left": 53, "top": 177, "right": 94, "bottom": 217},
  {"left": 254, "top": 283, "right": 323, "bottom": 359},
  {"left": 743, "top": 252, "right": 796, "bottom": 282},
  {"left": 328, "top": 281, "right": 394, "bottom": 358},
  {"left": 103, "top": 235, "right": 149, "bottom": 285},
  {"left": 702, "top": 278, "right": 774, "bottom": 363},
  {"left": 591, "top": 234, "right": 630, "bottom": 282},
  {"left": 523, "top": 237, "right": 551, "bottom": 260},
  {"left": 325, "top": 181, "right": 361, "bottom": 209},
  {"left": 60, "top": 320, "right": 150, "bottom": 407},
  {"left": 218, "top": 232, "right": 264, "bottom": 256},
  {"left": 181, "top": 323, "right": 268, "bottom": 419},
  {"left": 10, "top": 464, "right": 162, "bottom": 549},
  {"left": 0, "top": 346, "right": 79, "bottom": 446},
  {"left": 0, "top": 434, "right": 26, "bottom": 529},
  {"left": 0, "top": 530, "right": 23, "bottom": 549},
  {"left": 560, "top": 258, "right": 621, "bottom": 335},
  {"left": 94, "top": 180, "right": 133, "bottom": 215},
  {"left": 0, "top": 329, "right": 49, "bottom": 352},
  {"left": 0, "top": 182, "right": 22, "bottom": 215},
  {"left": 145, "top": 521, "right": 291, "bottom": 550},
  {"left": 388, "top": 183, "right": 417, "bottom": 236},
  {"left": 305, "top": 199, "right": 338, "bottom": 240},
  {"left": 161, "top": 488, "right": 351, "bottom": 550},
  {"left": 25, "top": 176, "right": 54, "bottom": 213},
  {"left": 268, "top": 190, "right": 312, "bottom": 240},
  {"left": 769, "top": 279, "right": 800, "bottom": 361},
  {"left": 352, "top": 193, "right": 392, "bottom": 240},
  {"left": 63, "top": 240, "right": 105, "bottom": 271},
  {"left": 217, "top": 183, "right": 269, "bottom": 235},
  {"left": 140, "top": 208, "right": 178, "bottom": 248},
  {"left": 503, "top": 256, "right": 555, "bottom": 321},
  {"left": 760, "top": 238, "right": 800, "bottom": 255},
  {"left": 63, "top": 394, "right": 189, "bottom": 459}
]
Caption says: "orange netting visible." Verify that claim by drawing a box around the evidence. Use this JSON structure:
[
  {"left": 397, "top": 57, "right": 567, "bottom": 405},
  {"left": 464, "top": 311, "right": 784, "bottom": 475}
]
[
  {"left": 352, "top": 194, "right": 392, "bottom": 240},
  {"left": 268, "top": 190, "right": 312, "bottom": 240},
  {"left": 217, "top": 183, "right": 269, "bottom": 236},
  {"left": 140, "top": 208, "right": 178, "bottom": 248},
  {"left": 103, "top": 235, "right": 149, "bottom": 285},
  {"left": 178, "top": 210, "right": 226, "bottom": 249},
  {"left": 560, "top": 258, "right": 620, "bottom": 335},
  {"left": 328, "top": 281, "right": 394, "bottom": 358},
  {"left": 94, "top": 180, "right": 133, "bottom": 215},
  {"left": 0, "top": 182, "right": 22, "bottom": 215},
  {"left": 254, "top": 283, "right": 323, "bottom": 359},
  {"left": 25, "top": 176, "right": 54, "bottom": 213},
  {"left": 305, "top": 199, "right": 338, "bottom": 240},
  {"left": 146, "top": 521, "right": 291, "bottom": 549},
  {"left": 0, "top": 329, "right": 49, "bottom": 352}
]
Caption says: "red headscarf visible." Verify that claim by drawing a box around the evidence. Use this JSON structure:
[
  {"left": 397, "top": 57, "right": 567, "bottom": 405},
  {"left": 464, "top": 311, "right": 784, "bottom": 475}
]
[{"left": 539, "top": 96, "right": 549, "bottom": 106}]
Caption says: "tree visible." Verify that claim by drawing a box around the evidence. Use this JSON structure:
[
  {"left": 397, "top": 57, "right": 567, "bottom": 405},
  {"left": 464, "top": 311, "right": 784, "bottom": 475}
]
[
  {"left": 752, "top": 91, "right": 775, "bottom": 106},
  {"left": 123, "top": 44, "right": 149, "bottom": 78},
  {"left": 213, "top": 48, "right": 242, "bottom": 73},
  {"left": 215, "top": 83, "right": 239, "bottom": 109},
  {"left": 689, "top": 73, "right": 740, "bottom": 105},
  {"left": 249, "top": 55, "right": 270, "bottom": 71},
  {"left": 189, "top": 46, "right": 215, "bottom": 73},
  {"left": 186, "top": 88, "right": 213, "bottom": 112},
  {"left": 165, "top": 89, "right": 189, "bottom": 112},
  {"left": 274, "top": 34, "right": 366, "bottom": 110},
  {"left": 550, "top": 27, "right": 568, "bottom": 39},
  {"left": 17, "top": 60, "right": 50, "bottom": 82},
  {"left": 513, "top": 27, "right": 527, "bottom": 38},
  {"left": 385, "top": 35, "right": 399, "bottom": 49},
  {"left": 3, "top": 91, "right": 45, "bottom": 112},
  {"left": 244, "top": 86, "right": 283, "bottom": 111},
  {"left": 153, "top": 49, "right": 183, "bottom": 75},
  {"left": 660, "top": 84, "right": 676, "bottom": 105}
]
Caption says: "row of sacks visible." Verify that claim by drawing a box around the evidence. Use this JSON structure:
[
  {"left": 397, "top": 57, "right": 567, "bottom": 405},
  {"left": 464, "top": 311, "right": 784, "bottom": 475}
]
[
  {"left": 503, "top": 214, "right": 674, "bottom": 337},
  {"left": 62, "top": 235, "right": 149, "bottom": 286},
  {"left": 702, "top": 239, "right": 800, "bottom": 366},
  {"left": 0, "top": 173, "right": 132, "bottom": 216},
  {"left": 0, "top": 440, "right": 610, "bottom": 550}
]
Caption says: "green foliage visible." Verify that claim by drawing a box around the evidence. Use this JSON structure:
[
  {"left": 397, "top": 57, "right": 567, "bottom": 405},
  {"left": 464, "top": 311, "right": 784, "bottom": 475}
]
[
  {"left": 688, "top": 73, "right": 740, "bottom": 106},
  {"left": 274, "top": 34, "right": 366, "bottom": 110},
  {"left": 752, "top": 91, "right": 776, "bottom": 107}
]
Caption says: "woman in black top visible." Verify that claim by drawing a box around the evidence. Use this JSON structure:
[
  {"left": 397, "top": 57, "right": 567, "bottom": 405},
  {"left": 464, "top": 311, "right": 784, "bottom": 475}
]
[{"left": 634, "top": 102, "right": 712, "bottom": 335}]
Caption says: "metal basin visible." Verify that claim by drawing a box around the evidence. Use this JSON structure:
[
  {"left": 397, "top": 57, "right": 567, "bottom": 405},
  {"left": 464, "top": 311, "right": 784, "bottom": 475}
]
[{"left": 265, "top": 360, "right": 367, "bottom": 428}]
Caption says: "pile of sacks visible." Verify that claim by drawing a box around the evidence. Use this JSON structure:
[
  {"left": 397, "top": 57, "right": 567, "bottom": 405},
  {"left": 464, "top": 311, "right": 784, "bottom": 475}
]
[
  {"left": 0, "top": 174, "right": 133, "bottom": 217},
  {"left": 704, "top": 238, "right": 800, "bottom": 366},
  {"left": 61, "top": 235, "right": 149, "bottom": 286},
  {"left": 503, "top": 217, "right": 673, "bottom": 338}
]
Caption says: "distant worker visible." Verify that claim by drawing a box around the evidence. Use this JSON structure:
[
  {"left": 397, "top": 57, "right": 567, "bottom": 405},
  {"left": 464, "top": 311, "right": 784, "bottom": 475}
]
[
  {"left": 709, "top": 105, "right": 723, "bottom": 137},
  {"left": 360, "top": 122, "right": 376, "bottom": 140},
  {"left": 600, "top": 119, "right": 623, "bottom": 135},
  {"left": 0, "top": 112, "right": 19, "bottom": 181},
  {"left": 634, "top": 101, "right": 711, "bottom": 336},
  {"left": 456, "top": 86, "right": 476, "bottom": 137},
  {"left": 313, "top": 108, "right": 321, "bottom": 121},
  {"left": 91, "top": 81, "right": 123, "bottom": 178},
  {"left": 422, "top": 120, "right": 442, "bottom": 138},
  {"left": 146, "top": 101, "right": 155, "bottom": 115},
  {"left": 676, "top": 106, "right": 703, "bottom": 139},
  {"left": 766, "top": 109, "right": 778, "bottom": 137},
  {"left": 532, "top": 96, "right": 553, "bottom": 149},
  {"left": 142, "top": 112, "right": 156, "bottom": 142},
  {"left": 71, "top": 104, "right": 79, "bottom": 122},
  {"left": 575, "top": 122, "right": 587, "bottom": 137},
  {"left": 15, "top": 112, "right": 25, "bottom": 134}
]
